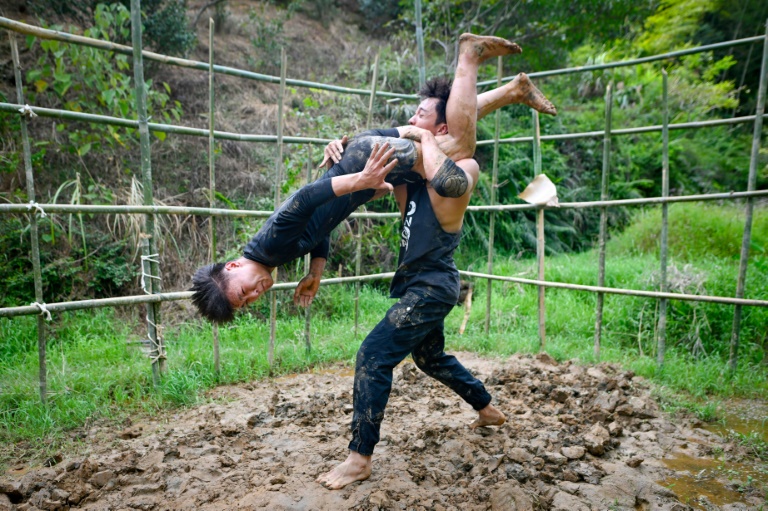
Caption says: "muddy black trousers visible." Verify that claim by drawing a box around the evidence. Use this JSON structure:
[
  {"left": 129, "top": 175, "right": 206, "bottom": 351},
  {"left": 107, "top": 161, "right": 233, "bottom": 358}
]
[{"left": 348, "top": 288, "right": 493, "bottom": 456}]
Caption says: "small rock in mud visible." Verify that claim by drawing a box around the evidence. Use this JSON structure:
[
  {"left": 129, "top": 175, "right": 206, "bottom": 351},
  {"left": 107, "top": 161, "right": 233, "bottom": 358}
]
[
  {"left": 561, "top": 446, "right": 586, "bottom": 460},
  {"left": 584, "top": 423, "right": 610, "bottom": 456}
]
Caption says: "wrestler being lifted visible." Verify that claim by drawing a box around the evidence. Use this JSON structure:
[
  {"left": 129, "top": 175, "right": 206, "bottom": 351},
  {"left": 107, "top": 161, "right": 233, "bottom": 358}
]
[{"left": 190, "top": 32, "right": 557, "bottom": 323}]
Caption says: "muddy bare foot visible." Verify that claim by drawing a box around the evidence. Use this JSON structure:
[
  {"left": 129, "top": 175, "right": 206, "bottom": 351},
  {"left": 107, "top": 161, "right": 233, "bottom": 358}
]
[
  {"left": 459, "top": 33, "right": 522, "bottom": 63},
  {"left": 509, "top": 72, "right": 557, "bottom": 115},
  {"left": 316, "top": 451, "right": 372, "bottom": 490},
  {"left": 470, "top": 403, "right": 506, "bottom": 429}
]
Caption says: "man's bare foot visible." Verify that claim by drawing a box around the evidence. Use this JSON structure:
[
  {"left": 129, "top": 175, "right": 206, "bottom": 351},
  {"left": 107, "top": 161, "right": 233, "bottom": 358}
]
[
  {"left": 470, "top": 403, "right": 506, "bottom": 429},
  {"left": 509, "top": 72, "right": 558, "bottom": 116},
  {"left": 459, "top": 33, "right": 522, "bottom": 63},
  {"left": 316, "top": 451, "right": 372, "bottom": 490}
]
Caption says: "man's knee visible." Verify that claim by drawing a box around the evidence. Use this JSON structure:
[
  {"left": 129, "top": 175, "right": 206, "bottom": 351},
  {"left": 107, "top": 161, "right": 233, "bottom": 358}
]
[{"left": 431, "top": 159, "right": 468, "bottom": 198}]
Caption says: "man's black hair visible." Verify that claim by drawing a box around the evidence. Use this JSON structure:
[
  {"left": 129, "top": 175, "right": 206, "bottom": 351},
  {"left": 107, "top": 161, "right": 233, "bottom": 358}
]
[
  {"left": 191, "top": 262, "right": 235, "bottom": 324},
  {"left": 418, "top": 76, "right": 452, "bottom": 125}
]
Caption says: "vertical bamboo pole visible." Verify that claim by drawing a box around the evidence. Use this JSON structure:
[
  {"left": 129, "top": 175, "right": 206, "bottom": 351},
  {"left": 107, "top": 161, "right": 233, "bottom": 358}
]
[
  {"left": 354, "top": 54, "right": 380, "bottom": 338},
  {"left": 366, "top": 53, "right": 380, "bottom": 129},
  {"left": 594, "top": 84, "right": 613, "bottom": 360},
  {"left": 208, "top": 19, "right": 220, "bottom": 375},
  {"left": 131, "top": 0, "right": 164, "bottom": 383},
  {"left": 657, "top": 70, "right": 670, "bottom": 367},
  {"left": 10, "top": 35, "right": 47, "bottom": 404},
  {"left": 269, "top": 48, "right": 287, "bottom": 367},
  {"left": 304, "top": 145, "right": 313, "bottom": 353},
  {"left": 485, "top": 57, "right": 503, "bottom": 334},
  {"left": 532, "top": 110, "right": 546, "bottom": 350},
  {"left": 730, "top": 20, "right": 768, "bottom": 372},
  {"left": 415, "top": 0, "right": 425, "bottom": 89}
]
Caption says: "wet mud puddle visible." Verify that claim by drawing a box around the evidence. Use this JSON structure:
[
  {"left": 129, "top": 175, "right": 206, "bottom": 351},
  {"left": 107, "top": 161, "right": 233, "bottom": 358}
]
[{"left": 660, "top": 448, "right": 768, "bottom": 509}]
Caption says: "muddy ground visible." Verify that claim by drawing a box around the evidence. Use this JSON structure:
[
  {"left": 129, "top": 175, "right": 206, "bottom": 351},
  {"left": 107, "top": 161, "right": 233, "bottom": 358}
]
[{"left": 1, "top": 353, "right": 766, "bottom": 510}]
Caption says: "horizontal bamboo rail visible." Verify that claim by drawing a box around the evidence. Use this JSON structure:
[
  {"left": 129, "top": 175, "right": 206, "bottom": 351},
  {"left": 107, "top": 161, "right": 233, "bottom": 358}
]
[
  {"left": 476, "top": 114, "right": 768, "bottom": 146},
  {"left": 479, "top": 35, "right": 766, "bottom": 86},
  {"left": 459, "top": 271, "right": 768, "bottom": 307},
  {"left": 0, "top": 17, "right": 416, "bottom": 100},
  {"left": 3, "top": 189, "right": 766, "bottom": 217},
  {"left": 0, "top": 272, "right": 397, "bottom": 318},
  {"left": 3, "top": 268, "right": 766, "bottom": 320},
  {"left": 2, "top": 102, "right": 765, "bottom": 147},
  {"left": 3, "top": 15, "right": 763, "bottom": 97},
  {"left": 0, "top": 102, "right": 332, "bottom": 144}
]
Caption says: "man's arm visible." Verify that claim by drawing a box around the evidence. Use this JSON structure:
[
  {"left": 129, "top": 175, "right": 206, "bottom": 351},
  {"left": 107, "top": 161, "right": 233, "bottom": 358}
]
[
  {"left": 329, "top": 142, "right": 397, "bottom": 197},
  {"left": 319, "top": 129, "right": 401, "bottom": 169},
  {"left": 398, "top": 126, "right": 474, "bottom": 199},
  {"left": 400, "top": 125, "right": 478, "bottom": 232}
]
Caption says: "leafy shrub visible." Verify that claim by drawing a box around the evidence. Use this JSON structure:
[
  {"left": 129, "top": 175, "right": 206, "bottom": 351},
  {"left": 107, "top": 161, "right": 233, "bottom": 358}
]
[
  {"left": 0, "top": 216, "right": 136, "bottom": 308},
  {"left": 140, "top": 0, "right": 197, "bottom": 57},
  {"left": 28, "top": 0, "right": 196, "bottom": 57},
  {"left": 24, "top": 3, "right": 182, "bottom": 156}
]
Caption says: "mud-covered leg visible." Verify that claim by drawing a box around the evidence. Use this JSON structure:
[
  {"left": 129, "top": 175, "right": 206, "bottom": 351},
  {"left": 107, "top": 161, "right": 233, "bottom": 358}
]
[
  {"left": 445, "top": 34, "right": 523, "bottom": 159},
  {"left": 477, "top": 72, "right": 557, "bottom": 119}
]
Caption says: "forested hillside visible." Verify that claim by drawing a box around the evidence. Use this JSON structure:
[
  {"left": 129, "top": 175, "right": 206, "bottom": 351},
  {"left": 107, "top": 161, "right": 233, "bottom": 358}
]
[{"left": 0, "top": 0, "right": 766, "bottom": 306}]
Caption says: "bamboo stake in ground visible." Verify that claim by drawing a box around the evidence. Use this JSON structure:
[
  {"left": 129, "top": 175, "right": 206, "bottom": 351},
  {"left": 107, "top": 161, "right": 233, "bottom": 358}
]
[
  {"left": 208, "top": 18, "right": 220, "bottom": 375},
  {"left": 730, "top": 18, "right": 768, "bottom": 372},
  {"left": 415, "top": 0, "right": 425, "bottom": 89},
  {"left": 486, "top": 57, "right": 503, "bottom": 335},
  {"left": 269, "top": 48, "right": 287, "bottom": 367},
  {"left": 459, "top": 284, "right": 473, "bottom": 335},
  {"left": 355, "top": 52, "right": 380, "bottom": 339},
  {"left": 10, "top": 34, "right": 48, "bottom": 404},
  {"left": 532, "top": 110, "right": 546, "bottom": 350},
  {"left": 131, "top": 0, "right": 164, "bottom": 382},
  {"left": 594, "top": 84, "right": 612, "bottom": 360},
  {"left": 657, "top": 70, "right": 670, "bottom": 368},
  {"left": 304, "top": 145, "right": 313, "bottom": 353}
]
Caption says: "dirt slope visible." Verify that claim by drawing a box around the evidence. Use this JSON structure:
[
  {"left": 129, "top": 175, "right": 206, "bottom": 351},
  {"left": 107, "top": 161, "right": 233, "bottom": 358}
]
[{"left": 1, "top": 353, "right": 765, "bottom": 510}]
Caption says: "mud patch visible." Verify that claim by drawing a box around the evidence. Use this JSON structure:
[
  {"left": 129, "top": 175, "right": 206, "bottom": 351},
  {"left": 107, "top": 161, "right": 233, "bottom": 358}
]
[{"left": 2, "top": 353, "right": 766, "bottom": 510}]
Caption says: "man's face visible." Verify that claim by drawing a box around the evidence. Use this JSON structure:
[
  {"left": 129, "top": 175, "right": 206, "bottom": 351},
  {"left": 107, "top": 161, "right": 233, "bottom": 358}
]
[
  {"left": 409, "top": 98, "right": 448, "bottom": 135},
  {"left": 223, "top": 259, "right": 271, "bottom": 309}
]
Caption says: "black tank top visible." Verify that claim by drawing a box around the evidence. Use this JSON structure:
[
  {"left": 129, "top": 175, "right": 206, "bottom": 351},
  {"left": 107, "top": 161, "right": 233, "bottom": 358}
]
[{"left": 390, "top": 181, "right": 461, "bottom": 305}]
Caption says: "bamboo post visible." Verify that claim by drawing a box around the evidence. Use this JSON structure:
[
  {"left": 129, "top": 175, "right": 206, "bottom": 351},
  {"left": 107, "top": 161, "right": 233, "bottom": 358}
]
[
  {"left": 366, "top": 53, "right": 380, "bottom": 129},
  {"left": 730, "top": 19, "right": 768, "bottom": 372},
  {"left": 208, "top": 19, "right": 220, "bottom": 375},
  {"left": 657, "top": 70, "right": 670, "bottom": 367},
  {"left": 414, "top": 0, "right": 425, "bottom": 89},
  {"left": 269, "top": 47, "right": 287, "bottom": 367},
  {"left": 594, "top": 84, "right": 612, "bottom": 360},
  {"left": 10, "top": 35, "right": 48, "bottom": 404},
  {"left": 304, "top": 144, "right": 313, "bottom": 353},
  {"left": 355, "top": 53, "right": 379, "bottom": 339},
  {"left": 354, "top": 52, "right": 379, "bottom": 338},
  {"left": 485, "top": 57, "right": 503, "bottom": 334},
  {"left": 532, "top": 110, "right": 546, "bottom": 349},
  {"left": 131, "top": 0, "right": 164, "bottom": 382}
]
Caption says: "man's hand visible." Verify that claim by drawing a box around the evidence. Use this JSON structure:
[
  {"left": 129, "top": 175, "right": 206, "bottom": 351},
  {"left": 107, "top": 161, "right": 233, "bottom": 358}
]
[
  {"left": 293, "top": 272, "right": 320, "bottom": 307},
  {"left": 357, "top": 142, "right": 397, "bottom": 193},
  {"left": 398, "top": 125, "right": 432, "bottom": 142},
  {"left": 319, "top": 135, "right": 349, "bottom": 169}
]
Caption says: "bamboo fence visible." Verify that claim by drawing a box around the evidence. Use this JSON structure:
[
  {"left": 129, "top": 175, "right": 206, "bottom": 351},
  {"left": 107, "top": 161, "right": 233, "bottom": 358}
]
[{"left": 1, "top": 7, "right": 767, "bottom": 402}]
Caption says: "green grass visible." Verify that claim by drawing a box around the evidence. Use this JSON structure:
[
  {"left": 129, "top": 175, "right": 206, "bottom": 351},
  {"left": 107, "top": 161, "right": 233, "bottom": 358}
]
[{"left": 1, "top": 203, "right": 767, "bottom": 468}]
